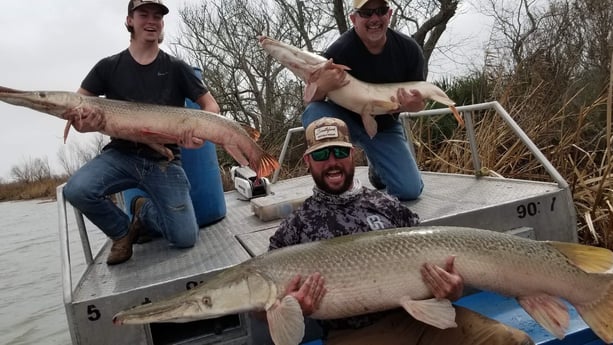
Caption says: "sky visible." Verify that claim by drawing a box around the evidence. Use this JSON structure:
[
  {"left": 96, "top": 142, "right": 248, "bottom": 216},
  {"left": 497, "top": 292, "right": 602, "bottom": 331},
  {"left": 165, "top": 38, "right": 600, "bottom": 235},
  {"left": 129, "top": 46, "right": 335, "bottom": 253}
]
[{"left": 0, "top": 1, "right": 491, "bottom": 180}]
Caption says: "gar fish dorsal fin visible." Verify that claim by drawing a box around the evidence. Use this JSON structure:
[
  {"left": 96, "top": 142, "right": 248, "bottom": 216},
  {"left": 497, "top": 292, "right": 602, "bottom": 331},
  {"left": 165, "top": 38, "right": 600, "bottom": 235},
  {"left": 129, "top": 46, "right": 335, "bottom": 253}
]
[
  {"left": 267, "top": 295, "right": 305, "bottom": 345},
  {"left": 548, "top": 241, "right": 613, "bottom": 273},
  {"left": 517, "top": 294, "right": 569, "bottom": 339},
  {"left": 399, "top": 296, "right": 457, "bottom": 329}
]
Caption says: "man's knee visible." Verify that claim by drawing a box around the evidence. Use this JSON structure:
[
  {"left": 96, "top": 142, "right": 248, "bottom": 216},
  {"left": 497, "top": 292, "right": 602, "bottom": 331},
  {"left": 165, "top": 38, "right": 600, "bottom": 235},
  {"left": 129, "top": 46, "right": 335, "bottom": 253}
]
[
  {"left": 455, "top": 307, "right": 534, "bottom": 345},
  {"left": 485, "top": 322, "right": 534, "bottom": 345}
]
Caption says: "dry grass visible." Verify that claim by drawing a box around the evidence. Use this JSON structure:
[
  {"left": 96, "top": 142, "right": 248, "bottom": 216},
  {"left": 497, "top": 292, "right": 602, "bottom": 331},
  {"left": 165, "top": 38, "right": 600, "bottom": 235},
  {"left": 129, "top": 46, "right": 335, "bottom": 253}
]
[
  {"left": 411, "top": 88, "right": 612, "bottom": 249},
  {"left": 0, "top": 178, "right": 65, "bottom": 201}
]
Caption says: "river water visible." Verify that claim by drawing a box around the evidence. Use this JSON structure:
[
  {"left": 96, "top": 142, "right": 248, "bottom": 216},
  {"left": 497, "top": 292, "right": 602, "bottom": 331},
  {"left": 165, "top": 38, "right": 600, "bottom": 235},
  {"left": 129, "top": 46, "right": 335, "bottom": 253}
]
[{"left": 0, "top": 199, "right": 106, "bottom": 345}]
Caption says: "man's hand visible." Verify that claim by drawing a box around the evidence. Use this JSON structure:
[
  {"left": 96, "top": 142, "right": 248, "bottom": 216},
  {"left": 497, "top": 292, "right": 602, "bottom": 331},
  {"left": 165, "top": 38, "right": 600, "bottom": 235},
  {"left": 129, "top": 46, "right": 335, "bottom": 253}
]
[
  {"left": 177, "top": 128, "right": 205, "bottom": 149},
  {"left": 421, "top": 256, "right": 464, "bottom": 301},
  {"left": 392, "top": 88, "right": 426, "bottom": 113},
  {"left": 306, "top": 61, "right": 349, "bottom": 102},
  {"left": 64, "top": 106, "right": 106, "bottom": 133},
  {"left": 284, "top": 272, "right": 326, "bottom": 316}
]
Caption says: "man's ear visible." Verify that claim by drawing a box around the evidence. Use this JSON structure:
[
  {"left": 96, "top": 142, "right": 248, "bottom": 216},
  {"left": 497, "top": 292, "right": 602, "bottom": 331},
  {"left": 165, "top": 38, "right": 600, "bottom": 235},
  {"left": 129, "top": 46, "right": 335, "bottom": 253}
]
[{"left": 303, "top": 155, "right": 311, "bottom": 173}]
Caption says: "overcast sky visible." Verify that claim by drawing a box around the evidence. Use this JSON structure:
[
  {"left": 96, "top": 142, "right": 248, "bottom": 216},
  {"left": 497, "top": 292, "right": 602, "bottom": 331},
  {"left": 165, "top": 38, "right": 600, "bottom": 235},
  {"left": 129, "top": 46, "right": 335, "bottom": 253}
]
[{"left": 0, "top": 1, "right": 490, "bottom": 180}]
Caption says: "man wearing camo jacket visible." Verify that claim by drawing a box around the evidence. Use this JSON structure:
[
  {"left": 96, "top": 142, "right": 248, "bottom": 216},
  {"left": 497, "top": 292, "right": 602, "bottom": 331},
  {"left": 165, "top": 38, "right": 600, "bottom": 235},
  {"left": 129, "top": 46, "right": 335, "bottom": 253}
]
[{"left": 264, "top": 117, "right": 533, "bottom": 345}]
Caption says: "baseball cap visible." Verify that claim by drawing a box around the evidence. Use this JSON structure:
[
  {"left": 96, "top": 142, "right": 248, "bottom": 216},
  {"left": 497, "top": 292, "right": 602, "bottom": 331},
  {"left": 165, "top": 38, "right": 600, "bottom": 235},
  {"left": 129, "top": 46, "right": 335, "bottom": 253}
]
[
  {"left": 304, "top": 117, "right": 353, "bottom": 156},
  {"left": 353, "top": 0, "right": 389, "bottom": 9},
  {"left": 128, "top": 0, "right": 169, "bottom": 15}
]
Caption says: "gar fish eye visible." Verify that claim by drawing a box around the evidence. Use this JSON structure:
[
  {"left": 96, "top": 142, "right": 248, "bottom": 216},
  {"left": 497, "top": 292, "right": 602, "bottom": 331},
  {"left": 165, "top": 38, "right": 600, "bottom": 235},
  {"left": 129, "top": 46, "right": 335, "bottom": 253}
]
[{"left": 202, "top": 296, "right": 212, "bottom": 307}]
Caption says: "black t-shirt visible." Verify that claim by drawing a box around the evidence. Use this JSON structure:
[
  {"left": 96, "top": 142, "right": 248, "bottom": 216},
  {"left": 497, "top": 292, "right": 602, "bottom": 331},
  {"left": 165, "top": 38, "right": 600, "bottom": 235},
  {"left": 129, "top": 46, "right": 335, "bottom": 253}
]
[
  {"left": 81, "top": 49, "right": 208, "bottom": 160},
  {"left": 324, "top": 28, "right": 425, "bottom": 128}
]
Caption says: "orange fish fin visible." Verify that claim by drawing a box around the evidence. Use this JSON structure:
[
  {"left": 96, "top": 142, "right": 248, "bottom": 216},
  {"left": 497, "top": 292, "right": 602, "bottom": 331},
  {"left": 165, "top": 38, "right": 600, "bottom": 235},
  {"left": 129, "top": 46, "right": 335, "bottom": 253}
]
[
  {"left": 254, "top": 153, "right": 280, "bottom": 178},
  {"left": 547, "top": 241, "right": 613, "bottom": 273},
  {"left": 240, "top": 124, "right": 261, "bottom": 142}
]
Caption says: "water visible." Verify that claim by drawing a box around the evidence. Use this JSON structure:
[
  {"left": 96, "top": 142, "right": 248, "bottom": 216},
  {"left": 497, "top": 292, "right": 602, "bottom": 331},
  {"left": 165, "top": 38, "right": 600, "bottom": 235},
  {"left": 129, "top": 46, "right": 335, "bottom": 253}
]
[{"left": 0, "top": 199, "right": 105, "bottom": 345}]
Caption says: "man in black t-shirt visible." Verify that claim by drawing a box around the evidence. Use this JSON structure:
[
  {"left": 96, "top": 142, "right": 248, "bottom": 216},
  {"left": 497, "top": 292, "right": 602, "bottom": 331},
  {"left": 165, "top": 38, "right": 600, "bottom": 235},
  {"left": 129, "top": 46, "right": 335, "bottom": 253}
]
[
  {"left": 63, "top": 0, "right": 220, "bottom": 265},
  {"left": 302, "top": 0, "right": 425, "bottom": 201}
]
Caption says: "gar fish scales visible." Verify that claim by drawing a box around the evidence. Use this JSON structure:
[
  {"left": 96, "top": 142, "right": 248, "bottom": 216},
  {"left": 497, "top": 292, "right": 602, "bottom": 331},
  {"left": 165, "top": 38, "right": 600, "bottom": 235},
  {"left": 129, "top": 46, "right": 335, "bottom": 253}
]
[
  {"left": 113, "top": 226, "right": 613, "bottom": 345},
  {"left": 0, "top": 86, "right": 278, "bottom": 177}
]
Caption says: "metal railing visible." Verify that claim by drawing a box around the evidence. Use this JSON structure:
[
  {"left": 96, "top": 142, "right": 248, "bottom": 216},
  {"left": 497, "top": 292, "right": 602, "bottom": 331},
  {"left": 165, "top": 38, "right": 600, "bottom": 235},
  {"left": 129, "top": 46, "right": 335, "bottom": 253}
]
[{"left": 272, "top": 101, "right": 568, "bottom": 189}]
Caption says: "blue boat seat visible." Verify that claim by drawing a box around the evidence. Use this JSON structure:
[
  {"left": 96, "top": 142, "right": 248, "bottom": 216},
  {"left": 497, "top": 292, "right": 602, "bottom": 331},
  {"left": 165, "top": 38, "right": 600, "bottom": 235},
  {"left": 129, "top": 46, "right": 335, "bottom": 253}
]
[{"left": 454, "top": 291, "right": 605, "bottom": 345}]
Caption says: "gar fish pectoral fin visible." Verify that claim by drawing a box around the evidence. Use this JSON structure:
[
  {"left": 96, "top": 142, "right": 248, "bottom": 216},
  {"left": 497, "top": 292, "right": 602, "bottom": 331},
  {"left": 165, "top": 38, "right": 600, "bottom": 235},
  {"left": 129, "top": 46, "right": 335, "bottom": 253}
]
[
  {"left": 304, "top": 83, "right": 319, "bottom": 103},
  {"left": 63, "top": 120, "right": 73, "bottom": 144},
  {"left": 399, "top": 296, "right": 457, "bottom": 329},
  {"left": 267, "top": 295, "right": 305, "bottom": 345},
  {"left": 518, "top": 295, "right": 569, "bottom": 339}
]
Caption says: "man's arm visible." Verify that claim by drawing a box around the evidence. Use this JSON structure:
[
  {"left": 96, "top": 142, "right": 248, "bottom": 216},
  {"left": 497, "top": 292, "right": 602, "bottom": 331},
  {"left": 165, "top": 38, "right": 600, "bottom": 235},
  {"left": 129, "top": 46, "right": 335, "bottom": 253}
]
[
  {"left": 178, "top": 91, "right": 221, "bottom": 149},
  {"left": 195, "top": 91, "right": 220, "bottom": 114}
]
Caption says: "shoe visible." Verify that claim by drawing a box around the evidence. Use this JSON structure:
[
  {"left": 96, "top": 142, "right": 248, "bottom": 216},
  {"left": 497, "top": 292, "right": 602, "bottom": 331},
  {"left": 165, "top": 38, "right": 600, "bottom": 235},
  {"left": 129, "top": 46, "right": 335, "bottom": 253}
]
[
  {"left": 106, "top": 197, "right": 147, "bottom": 265},
  {"left": 130, "top": 197, "right": 154, "bottom": 244},
  {"left": 368, "top": 165, "right": 386, "bottom": 190}
]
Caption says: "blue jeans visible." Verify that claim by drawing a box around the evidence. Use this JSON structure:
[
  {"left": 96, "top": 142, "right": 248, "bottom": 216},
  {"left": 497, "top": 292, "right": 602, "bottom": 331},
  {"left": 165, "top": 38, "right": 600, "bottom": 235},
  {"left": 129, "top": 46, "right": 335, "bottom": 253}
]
[
  {"left": 302, "top": 101, "right": 423, "bottom": 200},
  {"left": 63, "top": 148, "right": 199, "bottom": 247}
]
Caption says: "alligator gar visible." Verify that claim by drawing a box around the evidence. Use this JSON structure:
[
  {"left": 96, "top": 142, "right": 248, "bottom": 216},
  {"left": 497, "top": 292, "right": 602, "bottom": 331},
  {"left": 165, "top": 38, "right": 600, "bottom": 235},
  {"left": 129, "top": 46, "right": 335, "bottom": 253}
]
[
  {"left": 112, "top": 226, "right": 613, "bottom": 345},
  {"left": 258, "top": 35, "right": 463, "bottom": 138},
  {"left": 0, "top": 86, "right": 278, "bottom": 177}
]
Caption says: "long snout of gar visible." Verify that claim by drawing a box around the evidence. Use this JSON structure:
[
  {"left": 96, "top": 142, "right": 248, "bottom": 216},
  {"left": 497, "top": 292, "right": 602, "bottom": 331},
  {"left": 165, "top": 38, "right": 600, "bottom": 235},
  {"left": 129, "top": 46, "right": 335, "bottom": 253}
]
[
  {"left": 112, "top": 226, "right": 613, "bottom": 345},
  {"left": 0, "top": 85, "right": 279, "bottom": 178},
  {"left": 258, "top": 35, "right": 464, "bottom": 139}
]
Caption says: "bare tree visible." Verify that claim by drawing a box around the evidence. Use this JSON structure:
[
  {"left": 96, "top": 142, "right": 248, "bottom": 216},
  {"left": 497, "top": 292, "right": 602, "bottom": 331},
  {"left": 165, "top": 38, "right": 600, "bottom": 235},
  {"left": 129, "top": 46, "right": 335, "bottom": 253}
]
[
  {"left": 10, "top": 157, "right": 51, "bottom": 183},
  {"left": 57, "top": 134, "right": 108, "bottom": 176},
  {"left": 170, "top": 0, "right": 459, "bottom": 166}
]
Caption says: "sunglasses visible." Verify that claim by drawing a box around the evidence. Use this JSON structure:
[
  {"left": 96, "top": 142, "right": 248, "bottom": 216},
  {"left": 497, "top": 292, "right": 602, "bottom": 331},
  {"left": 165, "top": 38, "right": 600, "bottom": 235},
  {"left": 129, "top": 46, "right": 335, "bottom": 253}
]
[
  {"left": 310, "top": 146, "right": 351, "bottom": 162},
  {"left": 354, "top": 6, "right": 390, "bottom": 18}
]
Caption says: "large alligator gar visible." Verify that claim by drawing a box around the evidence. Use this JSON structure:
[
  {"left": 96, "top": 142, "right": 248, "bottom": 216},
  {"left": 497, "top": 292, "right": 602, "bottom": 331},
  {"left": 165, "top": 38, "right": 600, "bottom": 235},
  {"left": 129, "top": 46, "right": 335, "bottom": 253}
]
[
  {"left": 258, "top": 35, "right": 463, "bottom": 138},
  {"left": 0, "top": 86, "right": 279, "bottom": 177},
  {"left": 113, "top": 226, "right": 613, "bottom": 345}
]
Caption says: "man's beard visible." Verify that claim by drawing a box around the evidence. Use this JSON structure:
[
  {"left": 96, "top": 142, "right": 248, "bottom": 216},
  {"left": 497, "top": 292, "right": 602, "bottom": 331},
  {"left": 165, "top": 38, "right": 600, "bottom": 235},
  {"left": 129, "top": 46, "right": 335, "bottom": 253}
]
[{"left": 312, "top": 164, "right": 355, "bottom": 195}]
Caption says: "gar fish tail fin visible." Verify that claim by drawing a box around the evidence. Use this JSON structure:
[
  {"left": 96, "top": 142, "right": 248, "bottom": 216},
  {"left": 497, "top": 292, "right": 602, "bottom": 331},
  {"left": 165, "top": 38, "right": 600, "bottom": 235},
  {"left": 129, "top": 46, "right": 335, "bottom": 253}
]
[
  {"left": 422, "top": 86, "right": 464, "bottom": 127},
  {"left": 253, "top": 153, "right": 280, "bottom": 178},
  {"left": 547, "top": 241, "right": 613, "bottom": 273},
  {"left": 547, "top": 241, "right": 613, "bottom": 343},
  {"left": 239, "top": 124, "right": 261, "bottom": 142}
]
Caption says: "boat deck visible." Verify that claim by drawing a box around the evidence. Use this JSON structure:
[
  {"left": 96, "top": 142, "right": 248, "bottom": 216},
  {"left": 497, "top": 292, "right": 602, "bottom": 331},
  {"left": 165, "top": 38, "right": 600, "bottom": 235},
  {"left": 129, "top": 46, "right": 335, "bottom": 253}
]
[
  {"left": 71, "top": 167, "right": 570, "bottom": 305},
  {"left": 59, "top": 102, "right": 584, "bottom": 345}
]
